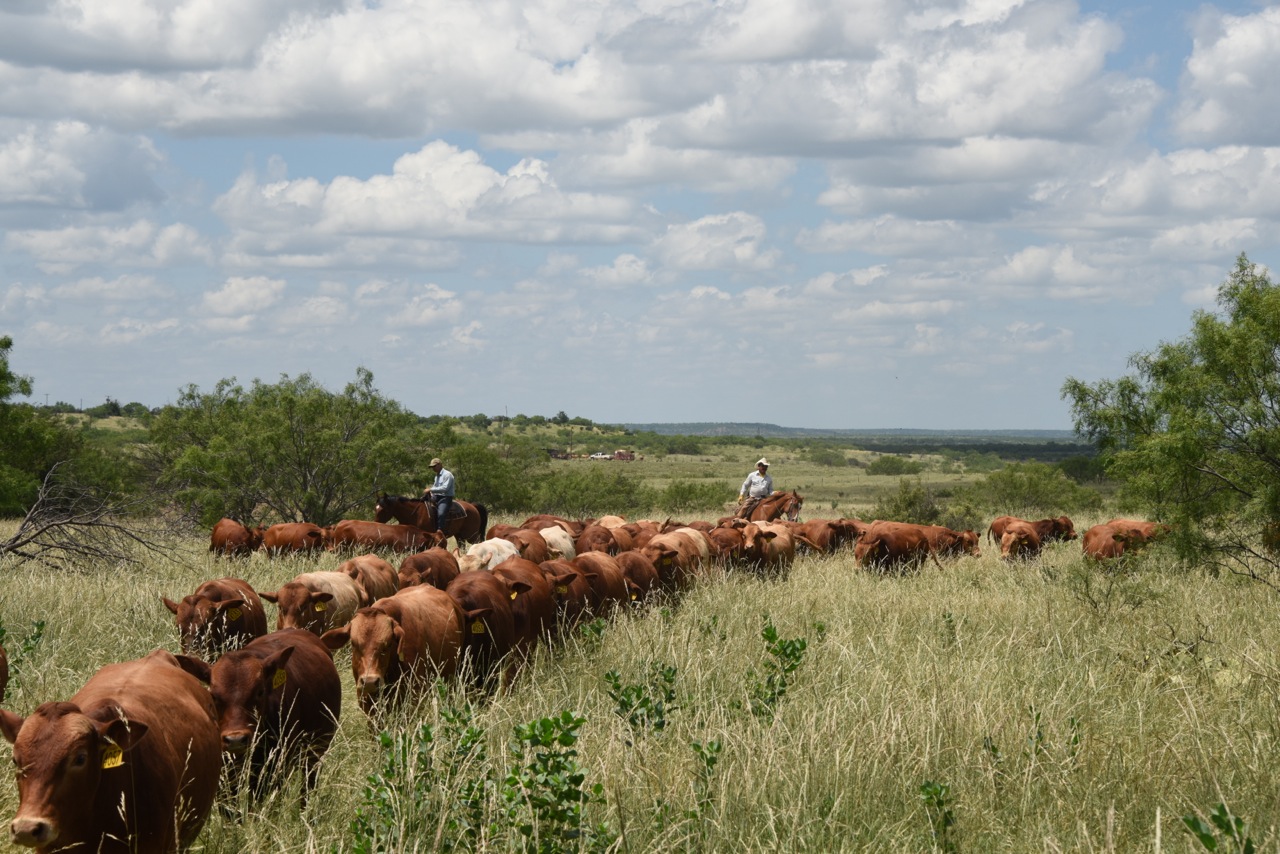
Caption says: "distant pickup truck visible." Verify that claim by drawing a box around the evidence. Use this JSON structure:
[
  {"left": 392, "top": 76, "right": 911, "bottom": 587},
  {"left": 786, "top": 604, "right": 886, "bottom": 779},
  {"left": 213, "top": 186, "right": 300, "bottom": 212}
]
[
  {"left": 589, "top": 450, "right": 637, "bottom": 461},
  {"left": 589, "top": 452, "right": 613, "bottom": 460}
]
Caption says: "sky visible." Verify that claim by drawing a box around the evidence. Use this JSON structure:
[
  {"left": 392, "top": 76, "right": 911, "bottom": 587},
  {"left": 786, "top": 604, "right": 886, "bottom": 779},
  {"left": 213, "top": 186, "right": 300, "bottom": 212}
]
[{"left": 2, "top": 0, "right": 1278, "bottom": 431}]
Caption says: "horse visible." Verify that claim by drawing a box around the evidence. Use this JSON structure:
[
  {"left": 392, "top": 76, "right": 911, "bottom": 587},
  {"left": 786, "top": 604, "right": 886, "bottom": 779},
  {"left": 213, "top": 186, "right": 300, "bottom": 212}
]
[
  {"left": 742, "top": 490, "right": 804, "bottom": 523},
  {"left": 374, "top": 494, "right": 489, "bottom": 545}
]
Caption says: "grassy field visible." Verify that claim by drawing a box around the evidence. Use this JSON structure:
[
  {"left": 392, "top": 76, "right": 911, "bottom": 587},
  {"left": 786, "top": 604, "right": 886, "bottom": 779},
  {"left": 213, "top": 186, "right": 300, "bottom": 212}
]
[
  {"left": 551, "top": 443, "right": 979, "bottom": 517},
  {"left": 1, "top": 511, "right": 1277, "bottom": 852}
]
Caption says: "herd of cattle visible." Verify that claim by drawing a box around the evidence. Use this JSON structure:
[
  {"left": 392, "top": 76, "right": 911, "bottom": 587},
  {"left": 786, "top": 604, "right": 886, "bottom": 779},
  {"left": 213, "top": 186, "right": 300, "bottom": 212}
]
[{"left": 0, "top": 503, "right": 1168, "bottom": 853}]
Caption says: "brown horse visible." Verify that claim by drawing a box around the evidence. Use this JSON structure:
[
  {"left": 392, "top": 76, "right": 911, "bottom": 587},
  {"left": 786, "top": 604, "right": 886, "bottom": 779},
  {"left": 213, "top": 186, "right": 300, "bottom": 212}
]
[
  {"left": 374, "top": 494, "right": 489, "bottom": 544},
  {"left": 741, "top": 490, "right": 804, "bottom": 523}
]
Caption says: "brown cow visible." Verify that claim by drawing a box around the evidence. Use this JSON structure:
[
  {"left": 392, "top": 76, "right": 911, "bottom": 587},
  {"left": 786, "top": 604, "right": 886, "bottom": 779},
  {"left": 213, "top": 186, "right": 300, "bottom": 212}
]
[
  {"left": 988, "top": 515, "right": 1077, "bottom": 545},
  {"left": 614, "top": 551, "right": 659, "bottom": 602},
  {"left": 321, "top": 586, "right": 465, "bottom": 716},
  {"left": 161, "top": 576, "right": 268, "bottom": 655},
  {"left": 1082, "top": 523, "right": 1131, "bottom": 560},
  {"left": 539, "top": 559, "right": 593, "bottom": 634},
  {"left": 706, "top": 526, "right": 746, "bottom": 562},
  {"left": 492, "top": 557, "right": 557, "bottom": 653},
  {"left": 502, "top": 529, "right": 552, "bottom": 564},
  {"left": 741, "top": 522, "right": 814, "bottom": 574},
  {"left": 1000, "top": 520, "right": 1043, "bottom": 560},
  {"left": 326, "top": 520, "right": 438, "bottom": 553},
  {"left": 519, "top": 514, "right": 581, "bottom": 535},
  {"left": 571, "top": 552, "right": 630, "bottom": 612},
  {"left": 209, "top": 518, "right": 264, "bottom": 557},
  {"left": 1105, "top": 518, "right": 1170, "bottom": 543},
  {"left": 923, "top": 525, "right": 981, "bottom": 558},
  {"left": 397, "top": 548, "right": 461, "bottom": 590},
  {"left": 262, "top": 522, "right": 327, "bottom": 555},
  {"left": 444, "top": 571, "right": 518, "bottom": 687},
  {"left": 176, "top": 628, "right": 341, "bottom": 803},
  {"left": 260, "top": 571, "right": 365, "bottom": 635},
  {"left": 854, "top": 521, "right": 945, "bottom": 572},
  {"left": 640, "top": 529, "right": 708, "bottom": 589},
  {"left": 0, "top": 650, "right": 221, "bottom": 854},
  {"left": 338, "top": 554, "right": 399, "bottom": 604}
]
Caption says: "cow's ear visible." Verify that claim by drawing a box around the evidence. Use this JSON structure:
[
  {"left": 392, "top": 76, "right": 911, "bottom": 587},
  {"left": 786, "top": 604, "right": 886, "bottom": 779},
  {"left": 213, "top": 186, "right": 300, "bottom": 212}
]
[
  {"left": 312, "top": 592, "right": 336, "bottom": 603},
  {"left": 0, "top": 709, "right": 25, "bottom": 745},
  {"left": 98, "top": 717, "right": 148, "bottom": 752},
  {"left": 259, "top": 590, "right": 279, "bottom": 603},
  {"left": 161, "top": 596, "right": 181, "bottom": 615},
  {"left": 761, "top": 531, "right": 778, "bottom": 541},
  {"left": 320, "top": 627, "right": 351, "bottom": 651},
  {"left": 215, "top": 598, "right": 246, "bottom": 615},
  {"left": 174, "top": 654, "right": 212, "bottom": 684}
]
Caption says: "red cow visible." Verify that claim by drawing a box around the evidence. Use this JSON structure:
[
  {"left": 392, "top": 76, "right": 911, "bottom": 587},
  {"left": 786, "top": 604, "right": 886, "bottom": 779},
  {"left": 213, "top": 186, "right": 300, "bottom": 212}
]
[
  {"left": 639, "top": 529, "right": 708, "bottom": 589},
  {"left": 161, "top": 576, "right": 268, "bottom": 655},
  {"left": 988, "top": 515, "right": 1078, "bottom": 545},
  {"left": 923, "top": 525, "right": 981, "bottom": 558},
  {"left": 326, "top": 520, "right": 438, "bottom": 553},
  {"left": 571, "top": 552, "right": 630, "bottom": 612},
  {"left": 262, "top": 522, "right": 326, "bottom": 555},
  {"left": 854, "top": 521, "right": 945, "bottom": 572},
  {"left": 177, "top": 628, "right": 341, "bottom": 803},
  {"left": 1105, "top": 518, "right": 1170, "bottom": 543},
  {"left": 538, "top": 559, "right": 593, "bottom": 634},
  {"left": 1000, "top": 520, "right": 1043, "bottom": 560},
  {"left": 260, "top": 571, "right": 365, "bottom": 635},
  {"left": 444, "top": 571, "right": 518, "bottom": 687},
  {"left": 706, "top": 526, "right": 746, "bottom": 562},
  {"left": 741, "top": 523, "right": 814, "bottom": 574},
  {"left": 491, "top": 557, "right": 557, "bottom": 654},
  {"left": 209, "top": 518, "right": 264, "bottom": 557},
  {"left": 338, "top": 554, "right": 399, "bottom": 604},
  {"left": 502, "top": 529, "right": 552, "bottom": 564},
  {"left": 519, "top": 515, "right": 581, "bottom": 535},
  {"left": 321, "top": 586, "right": 464, "bottom": 716},
  {"left": 614, "top": 551, "right": 659, "bottom": 602},
  {"left": 1082, "top": 523, "right": 1131, "bottom": 560},
  {"left": 397, "top": 548, "right": 460, "bottom": 590},
  {"left": 0, "top": 650, "right": 221, "bottom": 854}
]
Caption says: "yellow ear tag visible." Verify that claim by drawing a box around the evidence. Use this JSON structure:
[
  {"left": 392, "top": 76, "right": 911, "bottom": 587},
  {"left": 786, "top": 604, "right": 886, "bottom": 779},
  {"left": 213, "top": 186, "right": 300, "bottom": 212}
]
[
  {"left": 101, "top": 744, "right": 124, "bottom": 769},
  {"left": 471, "top": 620, "right": 486, "bottom": 635},
  {"left": 314, "top": 602, "right": 327, "bottom": 612},
  {"left": 661, "top": 557, "right": 673, "bottom": 566},
  {"left": 272, "top": 670, "right": 287, "bottom": 690},
  {"left": 509, "top": 591, "right": 518, "bottom": 600},
  {"left": 226, "top": 608, "right": 242, "bottom": 621},
  {"left": 555, "top": 585, "right": 568, "bottom": 594},
  {"left": 630, "top": 593, "right": 637, "bottom": 600}
]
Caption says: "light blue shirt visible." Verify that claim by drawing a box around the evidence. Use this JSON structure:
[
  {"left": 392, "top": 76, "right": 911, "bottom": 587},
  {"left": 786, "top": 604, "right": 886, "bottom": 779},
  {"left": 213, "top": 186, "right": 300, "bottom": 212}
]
[
  {"left": 740, "top": 470, "right": 773, "bottom": 499},
  {"left": 429, "top": 468, "right": 456, "bottom": 498}
]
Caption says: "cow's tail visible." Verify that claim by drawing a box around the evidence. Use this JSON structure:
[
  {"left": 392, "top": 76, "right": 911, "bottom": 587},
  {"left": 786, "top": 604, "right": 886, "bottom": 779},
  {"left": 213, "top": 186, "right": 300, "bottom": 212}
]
[{"left": 473, "top": 504, "right": 489, "bottom": 545}]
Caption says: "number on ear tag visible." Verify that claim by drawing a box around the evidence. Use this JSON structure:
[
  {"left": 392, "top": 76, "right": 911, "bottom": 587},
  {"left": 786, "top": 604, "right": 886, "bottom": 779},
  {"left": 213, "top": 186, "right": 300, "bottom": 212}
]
[
  {"left": 272, "top": 670, "right": 287, "bottom": 690},
  {"left": 226, "top": 607, "right": 242, "bottom": 621},
  {"left": 314, "top": 602, "right": 327, "bottom": 612},
  {"left": 101, "top": 745, "right": 124, "bottom": 769},
  {"left": 556, "top": 585, "right": 568, "bottom": 594},
  {"left": 471, "top": 620, "right": 486, "bottom": 635}
]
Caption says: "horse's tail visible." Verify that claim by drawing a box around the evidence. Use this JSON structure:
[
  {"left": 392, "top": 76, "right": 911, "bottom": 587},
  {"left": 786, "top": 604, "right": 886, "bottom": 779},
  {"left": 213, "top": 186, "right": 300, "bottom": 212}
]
[{"left": 473, "top": 504, "right": 489, "bottom": 544}]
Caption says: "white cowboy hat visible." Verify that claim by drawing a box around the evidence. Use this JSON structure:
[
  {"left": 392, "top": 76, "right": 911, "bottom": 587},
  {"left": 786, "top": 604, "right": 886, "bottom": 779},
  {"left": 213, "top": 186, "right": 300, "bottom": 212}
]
[{"left": 756, "top": 458, "right": 769, "bottom": 467}]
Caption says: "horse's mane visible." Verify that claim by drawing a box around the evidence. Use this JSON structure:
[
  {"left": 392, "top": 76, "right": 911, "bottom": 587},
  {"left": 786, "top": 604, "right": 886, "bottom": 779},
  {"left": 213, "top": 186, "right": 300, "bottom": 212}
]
[{"left": 383, "top": 494, "right": 425, "bottom": 503}]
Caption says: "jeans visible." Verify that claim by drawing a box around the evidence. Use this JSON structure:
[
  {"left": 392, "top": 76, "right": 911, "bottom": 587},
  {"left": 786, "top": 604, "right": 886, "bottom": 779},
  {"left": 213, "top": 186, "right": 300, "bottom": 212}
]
[{"left": 434, "top": 496, "right": 454, "bottom": 531}]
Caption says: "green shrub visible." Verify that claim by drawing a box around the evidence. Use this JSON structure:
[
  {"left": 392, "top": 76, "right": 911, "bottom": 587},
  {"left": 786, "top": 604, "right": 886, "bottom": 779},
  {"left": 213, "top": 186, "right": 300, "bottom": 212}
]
[
  {"left": 869, "top": 478, "right": 945, "bottom": 525},
  {"left": 534, "top": 469, "right": 655, "bottom": 517},
  {"left": 656, "top": 480, "right": 726, "bottom": 514},
  {"left": 957, "top": 461, "right": 1103, "bottom": 515},
  {"left": 866, "top": 455, "right": 924, "bottom": 476},
  {"left": 801, "top": 448, "right": 849, "bottom": 467}
]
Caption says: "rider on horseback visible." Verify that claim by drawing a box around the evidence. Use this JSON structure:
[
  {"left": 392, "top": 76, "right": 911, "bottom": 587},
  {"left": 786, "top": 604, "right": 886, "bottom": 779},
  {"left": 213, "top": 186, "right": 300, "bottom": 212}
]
[
  {"left": 423, "top": 458, "right": 456, "bottom": 533},
  {"left": 736, "top": 458, "right": 773, "bottom": 518}
]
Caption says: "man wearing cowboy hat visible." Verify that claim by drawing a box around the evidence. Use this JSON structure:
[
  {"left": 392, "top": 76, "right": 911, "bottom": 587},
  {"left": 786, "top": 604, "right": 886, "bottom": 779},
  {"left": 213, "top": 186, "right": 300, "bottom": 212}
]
[
  {"left": 422, "top": 458, "right": 456, "bottom": 535},
  {"left": 737, "top": 458, "right": 774, "bottom": 518}
]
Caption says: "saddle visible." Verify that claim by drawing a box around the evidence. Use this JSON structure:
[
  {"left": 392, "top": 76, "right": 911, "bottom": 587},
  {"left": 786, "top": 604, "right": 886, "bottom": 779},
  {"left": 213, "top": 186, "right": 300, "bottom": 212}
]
[{"left": 434, "top": 501, "right": 467, "bottom": 523}]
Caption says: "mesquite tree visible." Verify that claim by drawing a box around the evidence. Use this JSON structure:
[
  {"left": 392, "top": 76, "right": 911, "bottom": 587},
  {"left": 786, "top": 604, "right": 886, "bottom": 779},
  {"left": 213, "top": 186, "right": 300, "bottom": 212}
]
[{"left": 1062, "top": 254, "right": 1280, "bottom": 584}]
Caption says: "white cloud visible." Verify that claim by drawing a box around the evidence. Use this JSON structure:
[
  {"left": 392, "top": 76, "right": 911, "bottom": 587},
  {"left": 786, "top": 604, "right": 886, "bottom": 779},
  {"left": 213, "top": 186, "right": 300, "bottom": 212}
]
[
  {"left": 652, "top": 212, "right": 779, "bottom": 272},
  {"left": 4, "top": 220, "right": 212, "bottom": 274},
  {"left": 199, "top": 276, "right": 286, "bottom": 317},
  {"left": 99, "top": 316, "right": 180, "bottom": 344},
  {"left": 389, "top": 284, "right": 463, "bottom": 328},
  {"left": 1174, "top": 7, "right": 1280, "bottom": 146},
  {"left": 53, "top": 274, "right": 170, "bottom": 300}
]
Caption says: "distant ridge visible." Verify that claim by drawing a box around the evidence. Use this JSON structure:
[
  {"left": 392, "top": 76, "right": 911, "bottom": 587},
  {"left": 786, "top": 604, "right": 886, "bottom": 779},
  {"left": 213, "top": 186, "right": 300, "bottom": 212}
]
[{"left": 624, "top": 422, "right": 1081, "bottom": 441}]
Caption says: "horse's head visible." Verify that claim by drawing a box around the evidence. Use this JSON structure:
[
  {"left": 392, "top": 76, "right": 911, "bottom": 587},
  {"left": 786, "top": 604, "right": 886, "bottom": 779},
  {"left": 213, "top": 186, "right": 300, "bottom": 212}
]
[
  {"left": 783, "top": 491, "right": 804, "bottom": 522},
  {"left": 373, "top": 493, "right": 393, "bottom": 523}
]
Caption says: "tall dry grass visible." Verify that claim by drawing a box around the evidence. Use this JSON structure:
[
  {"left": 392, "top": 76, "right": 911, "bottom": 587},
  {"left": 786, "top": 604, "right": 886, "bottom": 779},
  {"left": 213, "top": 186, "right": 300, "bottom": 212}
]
[{"left": 0, "top": 516, "right": 1277, "bottom": 851}]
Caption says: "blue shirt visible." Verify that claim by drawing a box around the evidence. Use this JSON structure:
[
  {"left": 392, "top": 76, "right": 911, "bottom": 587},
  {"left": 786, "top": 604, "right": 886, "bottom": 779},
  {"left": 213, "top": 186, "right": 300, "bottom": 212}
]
[{"left": 429, "top": 468, "right": 456, "bottom": 498}]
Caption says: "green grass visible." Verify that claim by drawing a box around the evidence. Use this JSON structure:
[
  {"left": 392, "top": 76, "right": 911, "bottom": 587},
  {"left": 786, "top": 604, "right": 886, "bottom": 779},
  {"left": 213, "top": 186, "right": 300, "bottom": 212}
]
[{"left": 1, "top": 516, "right": 1276, "bottom": 851}]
